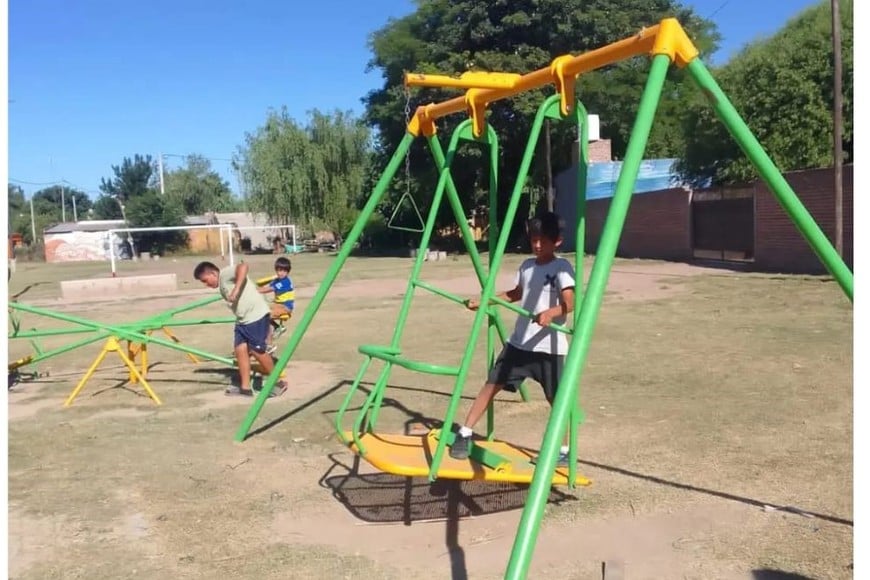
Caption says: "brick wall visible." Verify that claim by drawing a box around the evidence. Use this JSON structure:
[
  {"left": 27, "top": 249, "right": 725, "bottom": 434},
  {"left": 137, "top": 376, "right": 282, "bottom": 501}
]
[
  {"left": 754, "top": 166, "right": 853, "bottom": 273},
  {"left": 582, "top": 188, "right": 692, "bottom": 260},
  {"left": 571, "top": 139, "right": 612, "bottom": 164}
]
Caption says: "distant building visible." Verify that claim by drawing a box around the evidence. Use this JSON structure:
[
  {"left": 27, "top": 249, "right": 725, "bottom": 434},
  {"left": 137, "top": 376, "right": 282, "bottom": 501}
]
[
  {"left": 41, "top": 213, "right": 283, "bottom": 263},
  {"left": 43, "top": 220, "right": 127, "bottom": 263}
]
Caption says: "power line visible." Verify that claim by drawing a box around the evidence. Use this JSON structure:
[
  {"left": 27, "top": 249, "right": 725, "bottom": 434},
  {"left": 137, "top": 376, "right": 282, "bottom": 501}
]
[
  {"left": 9, "top": 178, "right": 62, "bottom": 186},
  {"left": 707, "top": 0, "right": 733, "bottom": 20},
  {"left": 162, "top": 152, "right": 235, "bottom": 163}
]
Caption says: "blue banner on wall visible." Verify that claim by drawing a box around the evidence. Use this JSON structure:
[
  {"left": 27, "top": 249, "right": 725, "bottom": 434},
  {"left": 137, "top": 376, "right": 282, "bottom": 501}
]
[{"left": 586, "top": 158, "right": 684, "bottom": 199}]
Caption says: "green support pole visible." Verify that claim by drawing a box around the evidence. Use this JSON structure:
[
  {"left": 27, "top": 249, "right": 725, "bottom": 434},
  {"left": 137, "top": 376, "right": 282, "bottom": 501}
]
[
  {"left": 427, "top": 131, "right": 531, "bottom": 406},
  {"left": 568, "top": 100, "right": 589, "bottom": 484},
  {"left": 427, "top": 95, "right": 562, "bottom": 481},
  {"left": 686, "top": 59, "right": 853, "bottom": 301},
  {"left": 426, "top": 135, "right": 517, "bottom": 363},
  {"left": 504, "top": 54, "right": 671, "bottom": 580},
  {"left": 486, "top": 121, "right": 500, "bottom": 437},
  {"left": 365, "top": 129, "right": 455, "bottom": 431},
  {"left": 234, "top": 132, "right": 416, "bottom": 442}
]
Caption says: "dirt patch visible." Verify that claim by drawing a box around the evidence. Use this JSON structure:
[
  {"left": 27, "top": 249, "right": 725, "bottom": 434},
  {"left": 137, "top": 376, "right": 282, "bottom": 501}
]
[
  {"left": 8, "top": 509, "right": 72, "bottom": 578},
  {"left": 275, "top": 466, "right": 753, "bottom": 580},
  {"left": 8, "top": 391, "right": 63, "bottom": 421},
  {"left": 7, "top": 256, "right": 852, "bottom": 580},
  {"left": 191, "top": 360, "right": 340, "bottom": 411}
]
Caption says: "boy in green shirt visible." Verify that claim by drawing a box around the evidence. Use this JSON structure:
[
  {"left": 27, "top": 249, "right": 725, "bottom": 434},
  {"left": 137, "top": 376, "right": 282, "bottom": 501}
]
[{"left": 194, "top": 261, "right": 288, "bottom": 397}]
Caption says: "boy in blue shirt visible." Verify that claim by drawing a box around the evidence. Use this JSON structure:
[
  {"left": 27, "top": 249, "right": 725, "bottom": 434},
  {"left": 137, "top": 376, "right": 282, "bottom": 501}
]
[{"left": 258, "top": 256, "right": 295, "bottom": 352}]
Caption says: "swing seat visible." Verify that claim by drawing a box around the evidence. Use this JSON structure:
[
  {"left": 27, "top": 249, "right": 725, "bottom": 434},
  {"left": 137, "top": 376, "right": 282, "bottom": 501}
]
[
  {"left": 342, "top": 429, "right": 591, "bottom": 486},
  {"left": 358, "top": 344, "right": 460, "bottom": 376}
]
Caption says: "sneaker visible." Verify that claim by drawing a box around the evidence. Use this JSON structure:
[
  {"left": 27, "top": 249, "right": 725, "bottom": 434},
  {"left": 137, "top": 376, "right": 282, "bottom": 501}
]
[
  {"left": 225, "top": 385, "right": 254, "bottom": 397},
  {"left": 530, "top": 451, "right": 571, "bottom": 467},
  {"left": 449, "top": 434, "right": 471, "bottom": 460},
  {"left": 269, "top": 380, "right": 288, "bottom": 398},
  {"left": 266, "top": 344, "right": 278, "bottom": 355}
]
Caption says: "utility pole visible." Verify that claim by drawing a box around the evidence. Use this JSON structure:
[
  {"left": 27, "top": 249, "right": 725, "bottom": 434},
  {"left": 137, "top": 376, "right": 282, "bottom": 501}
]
[
  {"left": 29, "top": 197, "right": 37, "bottom": 243},
  {"left": 60, "top": 183, "right": 66, "bottom": 222},
  {"left": 831, "top": 0, "right": 844, "bottom": 258},
  {"left": 158, "top": 152, "right": 165, "bottom": 195},
  {"left": 72, "top": 193, "right": 78, "bottom": 222}
]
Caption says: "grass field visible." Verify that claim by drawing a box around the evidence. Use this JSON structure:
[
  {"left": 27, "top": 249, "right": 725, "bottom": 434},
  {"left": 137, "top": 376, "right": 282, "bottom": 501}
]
[{"left": 6, "top": 252, "right": 853, "bottom": 579}]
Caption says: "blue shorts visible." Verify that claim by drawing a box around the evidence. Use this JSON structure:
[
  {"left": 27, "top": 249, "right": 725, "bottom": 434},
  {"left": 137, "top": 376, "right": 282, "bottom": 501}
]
[{"left": 234, "top": 314, "right": 271, "bottom": 354}]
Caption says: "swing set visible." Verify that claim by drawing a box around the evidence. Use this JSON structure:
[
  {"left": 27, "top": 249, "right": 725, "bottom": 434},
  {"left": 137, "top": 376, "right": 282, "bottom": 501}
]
[{"left": 233, "top": 19, "right": 853, "bottom": 579}]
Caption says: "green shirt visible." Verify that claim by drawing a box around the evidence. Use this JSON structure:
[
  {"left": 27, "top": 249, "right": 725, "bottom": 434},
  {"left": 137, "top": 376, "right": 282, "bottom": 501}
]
[{"left": 219, "top": 265, "right": 270, "bottom": 324}]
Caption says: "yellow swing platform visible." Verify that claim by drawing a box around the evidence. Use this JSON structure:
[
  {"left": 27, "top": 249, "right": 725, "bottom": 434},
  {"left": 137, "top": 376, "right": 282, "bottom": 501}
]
[{"left": 342, "top": 429, "right": 591, "bottom": 487}]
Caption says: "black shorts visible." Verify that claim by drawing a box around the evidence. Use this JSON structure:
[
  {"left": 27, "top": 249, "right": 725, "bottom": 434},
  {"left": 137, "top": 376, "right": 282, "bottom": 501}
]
[
  {"left": 233, "top": 314, "right": 271, "bottom": 354},
  {"left": 487, "top": 344, "right": 565, "bottom": 403}
]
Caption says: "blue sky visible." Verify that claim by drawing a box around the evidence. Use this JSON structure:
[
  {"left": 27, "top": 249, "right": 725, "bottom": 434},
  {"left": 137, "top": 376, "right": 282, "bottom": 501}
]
[{"left": 9, "top": 0, "right": 824, "bottom": 200}]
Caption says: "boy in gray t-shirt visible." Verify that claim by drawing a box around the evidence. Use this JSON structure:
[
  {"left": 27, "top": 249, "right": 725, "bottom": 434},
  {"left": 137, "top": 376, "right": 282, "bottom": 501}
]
[
  {"left": 451, "top": 212, "right": 576, "bottom": 465},
  {"left": 194, "top": 260, "right": 287, "bottom": 398}
]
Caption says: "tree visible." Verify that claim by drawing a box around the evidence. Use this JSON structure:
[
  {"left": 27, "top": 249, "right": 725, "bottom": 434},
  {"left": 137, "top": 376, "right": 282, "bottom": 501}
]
[
  {"left": 125, "top": 190, "right": 188, "bottom": 253},
  {"left": 164, "top": 154, "right": 241, "bottom": 215},
  {"left": 93, "top": 154, "right": 157, "bottom": 219},
  {"left": 363, "top": 0, "right": 720, "bottom": 241},
  {"left": 93, "top": 153, "right": 189, "bottom": 253},
  {"left": 91, "top": 195, "right": 124, "bottom": 220},
  {"left": 31, "top": 185, "right": 92, "bottom": 221},
  {"left": 8, "top": 185, "right": 26, "bottom": 236},
  {"left": 234, "top": 108, "right": 372, "bottom": 239},
  {"left": 678, "top": 0, "right": 853, "bottom": 186}
]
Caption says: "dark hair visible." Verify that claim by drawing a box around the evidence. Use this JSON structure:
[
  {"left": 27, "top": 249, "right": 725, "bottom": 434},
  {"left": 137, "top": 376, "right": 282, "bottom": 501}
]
[
  {"left": 274, "top": 257, "right": 291, "bottom": 272},
  {"left": 527, "top": 212, "right": 563, "bottom": 242},
  {"left": 193, "top": 261, "right": 219, "bottom": 279}
]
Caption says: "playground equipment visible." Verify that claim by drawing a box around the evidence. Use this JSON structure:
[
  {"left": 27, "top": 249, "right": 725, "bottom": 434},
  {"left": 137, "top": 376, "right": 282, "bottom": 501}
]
[
  {"left": 233, "top": 18, "right": 853, "bottom": 579},
  {"left": 8, "top": 295, "right": 240, "bottom": 405}
]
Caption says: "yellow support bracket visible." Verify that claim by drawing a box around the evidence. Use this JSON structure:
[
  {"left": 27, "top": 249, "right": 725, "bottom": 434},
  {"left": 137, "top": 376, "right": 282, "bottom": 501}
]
[
  {"left": 65, "top": 336, "right": 162, "bottom": 407},
  {"left": 651, "top": 18, "right": 699, "bottom": 68}
]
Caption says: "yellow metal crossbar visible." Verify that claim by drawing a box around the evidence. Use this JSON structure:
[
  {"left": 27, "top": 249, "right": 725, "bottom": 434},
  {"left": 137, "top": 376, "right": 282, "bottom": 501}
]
[{"left": 404, "top": 18, "right": 699, "bottom": 137}]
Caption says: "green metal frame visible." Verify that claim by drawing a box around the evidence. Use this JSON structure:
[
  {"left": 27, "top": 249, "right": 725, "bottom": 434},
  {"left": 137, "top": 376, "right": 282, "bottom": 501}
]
[
  {"left": 503, "top": 54, "right": 854, "bottom": 580},
  {"left": 230, "top": 49, "right": 853, "bottom": 580}
]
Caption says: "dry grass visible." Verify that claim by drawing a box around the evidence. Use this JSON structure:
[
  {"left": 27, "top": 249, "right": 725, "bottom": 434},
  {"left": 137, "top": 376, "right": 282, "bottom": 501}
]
[{"left": 7, "top": 254, "right": 852, "bottom": 580}]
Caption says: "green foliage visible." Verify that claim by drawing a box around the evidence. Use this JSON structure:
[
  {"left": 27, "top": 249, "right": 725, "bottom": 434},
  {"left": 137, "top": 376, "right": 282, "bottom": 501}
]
[
  {"left": 679, "top": 0, "right": 853, "bottom": 185},
  {"left": 93, "top": 153, "right": 192, "bottom": 253},
  {"left": 93, "top": 154, "right": 159, "bottom": 219},
  {"left": 8, "top": 185, "right": 27, "bottom": 236},
  {"left": 99, "top": 154, "right": 157, "bottom": 201},
  {"left": 7, "top": 184, "right": 94, "bottom": 244},
  {"left": 164, "top": 154, "right": 241, "bottom": 215},
  {"left": 124, "top": 190, "right": 188, "bottom": 253},
  {"left": 32, "top": 185, "right": 92, "bottom": 219},
  {"left": 363, "top": 0, "right": 720, "bottom": 240},
  {"left": 234, "top": 108, "right": 371, "bottom": 236},
  {"left": 91, "top": 195, "right": 124, "bottom": 220}
]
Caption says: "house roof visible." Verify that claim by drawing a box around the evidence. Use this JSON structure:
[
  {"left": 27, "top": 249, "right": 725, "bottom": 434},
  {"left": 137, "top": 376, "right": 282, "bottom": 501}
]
[
  {"left": 43, "top": 220, "right": 127, "bottom": 234},
  {"left": 44, "top": 215, "right": 219, "bottom": 234}
]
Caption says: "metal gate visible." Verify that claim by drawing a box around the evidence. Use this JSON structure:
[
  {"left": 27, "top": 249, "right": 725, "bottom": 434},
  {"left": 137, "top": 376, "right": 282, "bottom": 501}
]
[{"left": 691, "top": 187, "right": 754, "bottom": 261}]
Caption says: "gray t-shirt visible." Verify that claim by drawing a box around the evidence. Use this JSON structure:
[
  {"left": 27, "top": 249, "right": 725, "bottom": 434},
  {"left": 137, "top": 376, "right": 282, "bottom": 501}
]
[
  {"left": 507, "top": 257, "right": 576, "bottom": 355},
  {"left": 219, "top": 265, "right": 270, "bottom": 325}
]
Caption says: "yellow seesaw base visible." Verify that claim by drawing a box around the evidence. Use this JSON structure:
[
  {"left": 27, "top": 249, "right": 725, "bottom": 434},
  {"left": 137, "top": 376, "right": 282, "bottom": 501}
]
[{"left": 343, "top": 431, "right": 591, "bottom": 486}]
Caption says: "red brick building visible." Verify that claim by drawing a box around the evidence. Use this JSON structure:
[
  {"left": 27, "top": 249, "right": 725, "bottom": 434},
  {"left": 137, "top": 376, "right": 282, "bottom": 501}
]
[{"left": 555, "top": 164, "right": 853, "bottom": 275}]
